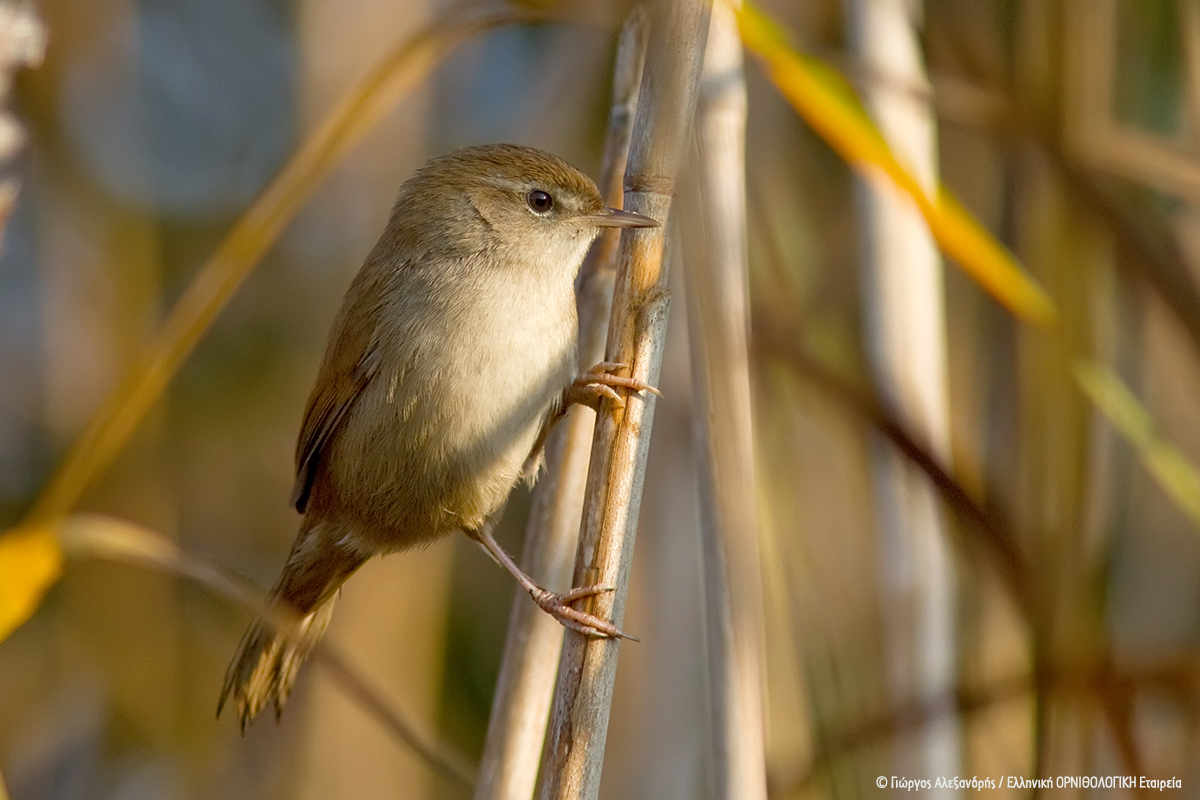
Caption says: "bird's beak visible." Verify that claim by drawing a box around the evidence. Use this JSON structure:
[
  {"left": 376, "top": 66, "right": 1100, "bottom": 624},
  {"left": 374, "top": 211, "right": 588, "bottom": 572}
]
[{"left": 581, "top": 207, "right": 660, "bottom": 228}]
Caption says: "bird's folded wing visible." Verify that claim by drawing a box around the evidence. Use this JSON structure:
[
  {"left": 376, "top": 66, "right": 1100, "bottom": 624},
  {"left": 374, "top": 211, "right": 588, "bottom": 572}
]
[{"left": 291, "top": 292, "right": 381, "bottom": 514}]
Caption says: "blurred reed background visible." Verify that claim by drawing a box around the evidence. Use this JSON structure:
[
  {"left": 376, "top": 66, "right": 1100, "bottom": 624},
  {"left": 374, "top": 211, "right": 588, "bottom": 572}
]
[{"left": 1, "top": 0, "right": 1198, "bottom": 798}]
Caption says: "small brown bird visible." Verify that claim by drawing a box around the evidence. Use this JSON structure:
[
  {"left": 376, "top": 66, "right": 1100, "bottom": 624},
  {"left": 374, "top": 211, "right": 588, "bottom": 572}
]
[{"left": 219, "top": 144, "right": 658, "bottom": 727}]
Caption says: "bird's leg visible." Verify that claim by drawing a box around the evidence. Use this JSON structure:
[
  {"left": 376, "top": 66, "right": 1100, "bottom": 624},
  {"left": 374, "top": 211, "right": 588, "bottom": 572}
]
[
  {"left": 465, "top": 522, "right": 637, "bottom": 640},
  {"left": 509, "top": 363, "right": 658, "bottom": 627},
  {"left": 564, "top": 361, "right": 662, "bottom": 411}
]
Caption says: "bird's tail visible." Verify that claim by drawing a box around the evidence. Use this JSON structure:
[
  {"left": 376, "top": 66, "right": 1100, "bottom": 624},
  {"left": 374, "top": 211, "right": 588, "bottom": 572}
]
[{"left": 218, "top": 525, "right": 366, "bottom": 729}]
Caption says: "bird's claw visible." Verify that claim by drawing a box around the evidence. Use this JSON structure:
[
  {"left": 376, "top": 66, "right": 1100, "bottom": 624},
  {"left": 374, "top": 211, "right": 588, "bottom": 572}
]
[
  {"left": 567, "top": 362, "right": 662, "bottom": 411},
  {"left": 531, "top": 584, "right": 638, "bottom": 641}
]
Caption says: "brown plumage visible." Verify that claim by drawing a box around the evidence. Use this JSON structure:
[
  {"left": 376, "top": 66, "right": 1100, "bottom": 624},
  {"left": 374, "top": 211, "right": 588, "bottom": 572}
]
[{"left": 219, "top": 144, "right": 657, "bottom": 728}]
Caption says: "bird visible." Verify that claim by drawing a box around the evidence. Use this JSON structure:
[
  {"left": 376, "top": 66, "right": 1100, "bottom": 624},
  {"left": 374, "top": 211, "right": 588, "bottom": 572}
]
[{"left": 219, "top": 143, "right": 659, "bottom": 727}]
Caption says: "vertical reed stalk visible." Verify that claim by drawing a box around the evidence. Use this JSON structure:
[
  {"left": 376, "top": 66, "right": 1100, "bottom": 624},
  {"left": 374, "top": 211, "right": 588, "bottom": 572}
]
[
  {"left": 474, "top": 11, "right": 649, "bottom": 800},
  {"left": 847, "top": 0, "right": 961, "bottom": 786},
  {"left": 687, "top": 3, "right": 767, "bottom": 798},
  {"left": 536, "top": 0, "right": 711, "bottom": 797}
]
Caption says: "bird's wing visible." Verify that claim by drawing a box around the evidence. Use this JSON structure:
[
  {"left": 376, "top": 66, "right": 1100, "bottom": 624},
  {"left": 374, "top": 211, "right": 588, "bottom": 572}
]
[{"left": 290, "top": 290, "right": 382, "bottom": 514}]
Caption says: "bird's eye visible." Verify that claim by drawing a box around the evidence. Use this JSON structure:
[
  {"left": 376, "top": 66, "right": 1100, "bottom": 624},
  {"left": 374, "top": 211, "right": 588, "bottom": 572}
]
[{"left": 527, "top": 190, "right": 554, "bottom": 214}]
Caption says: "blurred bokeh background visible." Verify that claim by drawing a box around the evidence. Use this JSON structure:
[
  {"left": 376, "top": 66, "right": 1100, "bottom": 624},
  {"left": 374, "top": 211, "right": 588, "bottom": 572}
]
[{"left": 1, "top": 0, "right": 1199, "bottom": 797}]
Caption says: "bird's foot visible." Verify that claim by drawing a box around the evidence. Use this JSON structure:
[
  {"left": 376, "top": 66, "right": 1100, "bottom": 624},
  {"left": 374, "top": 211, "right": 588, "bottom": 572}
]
[
  {"left": 566, "top": 362, "right": 661, "bottom": 410},
  {"left": 530, "top": 584, "right": 638, "bottom": 641}
]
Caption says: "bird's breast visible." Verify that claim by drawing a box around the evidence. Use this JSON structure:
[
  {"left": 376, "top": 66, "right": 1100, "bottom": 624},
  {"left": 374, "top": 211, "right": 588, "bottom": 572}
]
[
  {"left": 340, "top": 259, "right": 578, "bottom": 541},
  {"left": 439, "top": 267, "right": 577, "bottom": 452}
]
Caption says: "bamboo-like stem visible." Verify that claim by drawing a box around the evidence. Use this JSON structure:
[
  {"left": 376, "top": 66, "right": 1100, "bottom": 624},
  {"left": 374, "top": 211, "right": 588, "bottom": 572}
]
[
  {"left": 474, "top": 11, "right": 649, "bottom": 800},
  {"left": 535, "top": 1, "right": 711, "bottom": 797},
  {"left": 686, "top": 3, "right": 767, "bottom": 798},
  {"left": 848, "top": 0, "right": 960, "bottom": 785}
]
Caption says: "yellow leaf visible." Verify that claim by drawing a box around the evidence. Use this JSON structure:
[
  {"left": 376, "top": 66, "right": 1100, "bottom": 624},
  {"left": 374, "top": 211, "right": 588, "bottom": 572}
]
[
  {"left": 736, "top": 2, "right": 1057, "bottom": 325},
  {"left": 0, "top": 525, "right": 63, "bottom": 642},
  {"left": 1074, "top": 361, "right": 1200, "bottom": 528}
]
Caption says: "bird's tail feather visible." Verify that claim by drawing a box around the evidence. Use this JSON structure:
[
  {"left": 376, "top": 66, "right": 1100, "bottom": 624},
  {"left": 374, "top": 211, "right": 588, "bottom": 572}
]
[{"left": 218, "top": 528, "right": 366, "bottom": 729}]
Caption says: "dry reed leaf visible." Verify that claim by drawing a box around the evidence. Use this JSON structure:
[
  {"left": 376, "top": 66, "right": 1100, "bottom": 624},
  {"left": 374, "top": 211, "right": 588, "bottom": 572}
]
[
  {"left": 57, "top": 514, "right": 203, "bottom": 574},
  {"left": 1074, "top": 361, "right": 1200, "bottom": 528},
  {"left": 0, "top": 524, "right": 62, "bottom": 642},
  {"left": 736, "top": 2, "right": 1057, "bottom": 325},
  {"left": 0, "top": 513, "right": 241, "bottom": 644},
  {"left": 52, "top": 513, "right": 265, "bottom": 613},
  {"left": 47, "top": 513, "right": 477, "bottom": 786}
]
